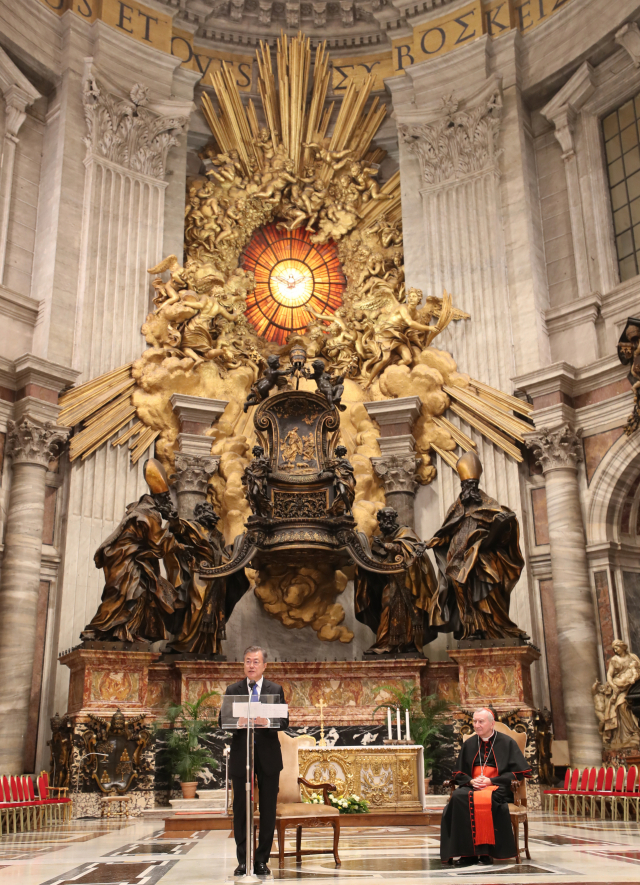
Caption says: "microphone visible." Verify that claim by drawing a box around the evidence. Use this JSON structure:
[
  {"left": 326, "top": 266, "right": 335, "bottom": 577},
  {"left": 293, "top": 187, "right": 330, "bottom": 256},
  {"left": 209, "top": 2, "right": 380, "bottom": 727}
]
[{"left": 249, "top": 680, "right": 256, "bottom": 689}]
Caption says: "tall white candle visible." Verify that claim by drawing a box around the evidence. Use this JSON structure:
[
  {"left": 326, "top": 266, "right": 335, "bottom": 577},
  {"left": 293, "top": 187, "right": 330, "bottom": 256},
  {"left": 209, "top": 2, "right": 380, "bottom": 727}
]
[
  {"left": 396, "top": 707, "right": 401, "bottom": 741},
  {"left": 387, "top": 707, "right": 392, "bottom": 740},
  {"left": 405, "top": 708, "right": 411, "bottom": 742}
]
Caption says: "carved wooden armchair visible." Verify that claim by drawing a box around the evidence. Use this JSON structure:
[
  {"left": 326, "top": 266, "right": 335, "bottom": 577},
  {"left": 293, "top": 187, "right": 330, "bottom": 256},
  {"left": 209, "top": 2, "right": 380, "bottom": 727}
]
[
  {"left": 255, "top": 733, "right": 341, "bottom": 869},
  {"left": 445, "top": 722, "right": 531, "bottom": 864}
]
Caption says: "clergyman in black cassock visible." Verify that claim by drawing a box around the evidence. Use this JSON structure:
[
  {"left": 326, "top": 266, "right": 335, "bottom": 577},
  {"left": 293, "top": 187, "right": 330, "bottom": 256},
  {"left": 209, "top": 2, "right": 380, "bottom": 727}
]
[
  {"left": 220, "top": 648, "right": 289, "bottom": 874},
  {"left": 440, "top": 729, "right": 531, "bottom": 863}
]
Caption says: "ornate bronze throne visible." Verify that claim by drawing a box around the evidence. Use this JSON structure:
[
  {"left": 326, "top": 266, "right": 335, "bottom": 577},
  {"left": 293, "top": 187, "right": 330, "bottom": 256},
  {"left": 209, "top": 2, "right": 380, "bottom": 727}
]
[{"left": 199, "top": 389, "right": 417, "bottom": 581}]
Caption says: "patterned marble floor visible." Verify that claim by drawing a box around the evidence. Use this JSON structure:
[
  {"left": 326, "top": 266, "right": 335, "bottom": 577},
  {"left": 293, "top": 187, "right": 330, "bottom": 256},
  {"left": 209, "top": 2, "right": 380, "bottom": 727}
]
[{"left": 0, "top": 813, "right": 638, "bottom": 884}]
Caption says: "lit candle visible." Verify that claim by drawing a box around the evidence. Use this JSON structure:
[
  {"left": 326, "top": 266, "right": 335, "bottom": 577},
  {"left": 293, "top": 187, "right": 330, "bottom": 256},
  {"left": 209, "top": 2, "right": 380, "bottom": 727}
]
[
  {"left": 405, "top": 708, "right": 411, "bottom": 742},
  {"left": 387, "top": 707, "right": 392, "bottom": 740},
  {"left": 396, "top": 707, "right": 401, "bottom": 741}
]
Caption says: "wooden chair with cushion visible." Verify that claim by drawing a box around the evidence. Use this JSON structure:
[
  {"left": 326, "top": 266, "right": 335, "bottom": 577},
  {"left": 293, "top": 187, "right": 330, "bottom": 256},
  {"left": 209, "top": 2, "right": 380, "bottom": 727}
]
[
  {"left": 256, "top": 733, "right": 341, "bottom": 869},
  {"left": 456, "top": 722, "right": 531, "bottom": 864}
]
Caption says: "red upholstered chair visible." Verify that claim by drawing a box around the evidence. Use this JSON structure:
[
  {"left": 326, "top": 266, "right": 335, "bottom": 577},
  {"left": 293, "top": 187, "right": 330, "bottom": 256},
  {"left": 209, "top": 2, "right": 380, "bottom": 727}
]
[
  {"left": 572, "top": 768, "right": 591, "bottom": 816},
  {"left": 594, "top": 767, "right": 615, "bottom": 819},
  {"left": 605, "top": 767, "right": 627, "bottom": 820},
  {"left": 543, "top": 768, "right": 570, "bottom": 813},
  {"left": 620, "top": 766, "right": 639, "bottom": 823},
  {"left": 577, "top": 768, "right": 597, "bottom": 817},
  {"left": 38, "top": 771, "right": 71, "bottom": 824},
  {"left": 561, "top": 768, "right": 580, "bottom": 814}
]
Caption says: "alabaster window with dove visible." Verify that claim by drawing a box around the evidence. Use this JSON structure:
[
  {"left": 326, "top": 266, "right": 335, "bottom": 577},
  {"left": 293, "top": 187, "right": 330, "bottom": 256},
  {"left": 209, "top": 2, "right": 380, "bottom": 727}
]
[{"left": 241, "top": 224, "right": 345, "bottom": 344}]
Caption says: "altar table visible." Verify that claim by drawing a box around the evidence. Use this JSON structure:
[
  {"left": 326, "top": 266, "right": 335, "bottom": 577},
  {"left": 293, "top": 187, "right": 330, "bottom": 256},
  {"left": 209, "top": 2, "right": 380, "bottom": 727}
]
[{"left": 298, "top": 745, "right": 425, "bottom": 813}]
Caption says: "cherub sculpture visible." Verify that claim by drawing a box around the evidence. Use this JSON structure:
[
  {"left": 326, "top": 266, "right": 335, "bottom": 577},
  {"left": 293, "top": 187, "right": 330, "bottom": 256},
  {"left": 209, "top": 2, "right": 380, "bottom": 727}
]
[
  {"left": 243, "top": 355, "right": 291, "bottom": 411},
  {"left": 357, "top": 286, "right": 451, "bottom": 386},
  {"left": 242, "top": 445, "right": 272, "bottom": 516},
  {"left": 309, "top": 359, "right": 346, "bottom": 411}
]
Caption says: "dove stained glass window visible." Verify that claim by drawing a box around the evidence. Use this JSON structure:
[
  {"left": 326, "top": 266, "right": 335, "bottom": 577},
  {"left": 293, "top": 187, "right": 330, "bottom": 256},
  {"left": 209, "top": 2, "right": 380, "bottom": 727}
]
[{"left": 240, "top": 224, "right": 345, "bottom": 344}]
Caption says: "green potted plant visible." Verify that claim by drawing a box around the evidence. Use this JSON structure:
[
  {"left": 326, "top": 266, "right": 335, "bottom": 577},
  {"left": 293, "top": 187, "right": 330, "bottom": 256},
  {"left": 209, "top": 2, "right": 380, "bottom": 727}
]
[
  {"left": 374, "top": 681, "right": 450, "bottom": 795},
  {"left": 162, "top": 690, "right": 219, "bottom": 799}
]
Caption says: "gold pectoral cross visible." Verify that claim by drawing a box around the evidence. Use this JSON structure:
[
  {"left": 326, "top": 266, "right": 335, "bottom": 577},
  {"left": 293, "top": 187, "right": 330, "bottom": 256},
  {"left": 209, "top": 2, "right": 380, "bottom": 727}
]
[{"left": 315, "top": 698, "right": 327, "bottom": 747}]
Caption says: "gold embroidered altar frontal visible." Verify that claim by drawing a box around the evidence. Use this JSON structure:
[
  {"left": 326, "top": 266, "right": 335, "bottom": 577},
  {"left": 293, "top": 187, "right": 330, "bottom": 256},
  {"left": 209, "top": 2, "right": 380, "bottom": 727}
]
[{"left": 299, "top": 745, "right": 425, "bottom": 813}]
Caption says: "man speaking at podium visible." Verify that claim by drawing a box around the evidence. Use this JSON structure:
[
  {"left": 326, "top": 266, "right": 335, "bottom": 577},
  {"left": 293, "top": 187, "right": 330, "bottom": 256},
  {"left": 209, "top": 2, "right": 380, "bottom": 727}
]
[{"left": 221, "top": 646, "right": 289, "bottom": 877}]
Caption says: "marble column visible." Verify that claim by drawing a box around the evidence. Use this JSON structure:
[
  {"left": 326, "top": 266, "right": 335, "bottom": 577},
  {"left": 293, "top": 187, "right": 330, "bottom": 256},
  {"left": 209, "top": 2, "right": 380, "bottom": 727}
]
[
  {"left": 0, "top": 417, "right": 69, "bottom": 773},
  {"left": 365, "top": 396, "right": 421, "bottom": 529},
  {"left": 173, "top": 453, "right": 220, "bottom": 519},
  {"left": 525, "top": 424, "right": 602, "bottom": 766}
]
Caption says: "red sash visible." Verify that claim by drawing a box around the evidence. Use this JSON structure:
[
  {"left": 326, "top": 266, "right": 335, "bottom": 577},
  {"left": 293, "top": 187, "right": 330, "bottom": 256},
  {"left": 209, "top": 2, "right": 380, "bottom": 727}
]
[{"left": 470, "top": 765, "right": 498, "bottom": 846}]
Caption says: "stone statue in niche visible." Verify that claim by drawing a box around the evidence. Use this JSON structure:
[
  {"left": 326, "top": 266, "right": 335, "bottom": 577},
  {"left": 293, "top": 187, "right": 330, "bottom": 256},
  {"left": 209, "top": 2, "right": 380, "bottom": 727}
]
[
  {"left": 82, "top": 709, "right": 152, "bottom": 794},
  {"left": 167, "top": 502, "right": 248, "bottom": 655},
  {"left": 326, "top": 444, "right": 355, "bottom": 516},
  {"left": 242, "top": 445, "right": 273, "bottom": 516},
  {"left": 354, "top": 506, "right": 437, "bottom": 655},
  {"left": 48, "top": 712, "right": 74, "bottom": 791},
  {"left": 80, "top": 460, "right": 185, "bottom": 644},
  {"left": 617, "top": 317, "right": 640, "bottom": 435},
  {"left": 592, "top": 640, "right": 640, "bottom": 750},
  {"left": 426, "top": 451, "right": 527, "bottom": 642}
]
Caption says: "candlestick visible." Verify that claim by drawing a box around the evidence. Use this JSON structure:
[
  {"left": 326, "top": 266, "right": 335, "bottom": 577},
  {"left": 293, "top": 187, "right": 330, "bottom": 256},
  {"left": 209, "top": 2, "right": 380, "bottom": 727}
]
[
  {"left": 396, "top": 707, "right": 401, "bottom": 741},
  {"left": 315, "top": 699, "right": 327, "bottom": 747},
  {"left": 405, "top": 708, "right": 411, "bottom": 742},
  {"left": 387, "top": 707, "right": 392, "bottom": 740}
]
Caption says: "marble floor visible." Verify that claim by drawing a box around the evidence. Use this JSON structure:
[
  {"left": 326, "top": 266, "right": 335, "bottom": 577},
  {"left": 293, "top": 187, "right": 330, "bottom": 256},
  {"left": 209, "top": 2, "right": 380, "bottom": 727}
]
[{"left": 0, "top": 813, "right": 638, "bottom": 884}]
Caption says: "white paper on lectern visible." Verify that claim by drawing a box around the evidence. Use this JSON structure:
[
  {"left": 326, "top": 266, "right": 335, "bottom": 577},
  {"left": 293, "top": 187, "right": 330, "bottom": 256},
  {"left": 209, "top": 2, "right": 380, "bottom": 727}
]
[{"left": 232, "top": 702, "right": 288, "bottom": 718}]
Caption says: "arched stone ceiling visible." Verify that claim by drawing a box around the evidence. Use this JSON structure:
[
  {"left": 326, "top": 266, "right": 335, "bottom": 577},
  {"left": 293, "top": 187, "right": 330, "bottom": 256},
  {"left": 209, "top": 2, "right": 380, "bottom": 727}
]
[{"left": 159, "top": 0, "right": 458, "bottom": 50}]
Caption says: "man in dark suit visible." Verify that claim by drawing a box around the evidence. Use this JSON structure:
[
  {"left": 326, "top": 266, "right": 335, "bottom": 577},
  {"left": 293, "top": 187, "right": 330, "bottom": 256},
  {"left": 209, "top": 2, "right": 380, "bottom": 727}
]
[{"left": 220, "top": 645, "right": 288, "bottom": 877}]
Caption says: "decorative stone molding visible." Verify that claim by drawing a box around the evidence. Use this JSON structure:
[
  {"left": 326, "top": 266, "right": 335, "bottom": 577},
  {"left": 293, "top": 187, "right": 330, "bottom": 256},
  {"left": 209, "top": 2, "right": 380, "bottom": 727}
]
[
  {"left": 6, "top": 417, "right": 69, "bottom": 468},
  {"left": 525, "top": 425, "right": 583, "bottom": 474},
  {"left": 398, "top": 89, "right": 502, "bottom": 186},
  {"left": 615, "top": 22, "right": 640, "bottom": 68},
  {"left": 173, "top": 453, "right": 219, "bottom": 494},
  {"left": 371, "top": 454, "right": 418, "bottom": 496},
  {"left": 541, "top": 62, "right": 595, "bottom": 160},
  {"left": 82, "top": 65, "right": 190, "bottom": 180},
  {"left": 170, "top": 394, "right": 228, "bottom": 430},
  {"left": 0, "top": 47, "right": 41, "bottom": 139}
]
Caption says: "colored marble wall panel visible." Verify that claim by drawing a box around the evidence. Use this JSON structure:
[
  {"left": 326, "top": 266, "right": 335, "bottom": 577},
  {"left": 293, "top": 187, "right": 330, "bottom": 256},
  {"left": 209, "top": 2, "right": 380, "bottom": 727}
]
[
  {"left": 531, "top": 487, "right": 549, "bottom": 545},
  {"left": 594, "top": 570, "right": 615, "bottom": 666},
  {"left": 623, "top": 571, "right": 640, "bottom": 656},
  {"left": 583, "top": 427, "right": 625, "bottom": 483}
]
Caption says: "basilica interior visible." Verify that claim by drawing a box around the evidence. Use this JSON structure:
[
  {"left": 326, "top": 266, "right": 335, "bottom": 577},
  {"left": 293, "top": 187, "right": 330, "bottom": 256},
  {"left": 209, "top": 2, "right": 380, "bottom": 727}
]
[{"left": 1, "top": 0, "right": 640, "bottom": 882}]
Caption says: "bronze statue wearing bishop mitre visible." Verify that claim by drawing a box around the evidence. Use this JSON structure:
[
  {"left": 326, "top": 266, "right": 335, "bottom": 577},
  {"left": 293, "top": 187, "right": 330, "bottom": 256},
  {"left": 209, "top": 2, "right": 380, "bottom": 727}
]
[{"left": 426, "top": 451, "right": 527, "bottom": 641}]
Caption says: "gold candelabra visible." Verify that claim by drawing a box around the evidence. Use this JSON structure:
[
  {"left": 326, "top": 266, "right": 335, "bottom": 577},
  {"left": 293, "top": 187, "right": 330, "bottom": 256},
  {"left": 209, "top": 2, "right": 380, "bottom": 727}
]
[{"left": 315, "top": 698, "right": 327, "bottom": 747}]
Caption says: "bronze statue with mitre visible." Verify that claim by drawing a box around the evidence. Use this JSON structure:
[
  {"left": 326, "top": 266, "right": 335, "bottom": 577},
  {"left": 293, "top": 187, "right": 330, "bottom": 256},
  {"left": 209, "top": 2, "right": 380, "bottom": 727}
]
[
  {"left": 167, "top": 501, "right": 248, "bottom": 655},
  {"left": 81, "top": 459, "right": 184, "bottom": 643},
  {"left": 354, "top": 506, "right": 437, "bottom": 655},
  {"left": 426, "top": 451, "right": 527, "bottom": 641}
]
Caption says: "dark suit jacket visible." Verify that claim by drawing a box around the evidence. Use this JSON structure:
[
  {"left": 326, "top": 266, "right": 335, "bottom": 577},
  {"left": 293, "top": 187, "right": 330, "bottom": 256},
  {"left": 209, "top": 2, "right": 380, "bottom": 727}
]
[{"left": 220, "top": 678, "right": 289, "bottom": 778}]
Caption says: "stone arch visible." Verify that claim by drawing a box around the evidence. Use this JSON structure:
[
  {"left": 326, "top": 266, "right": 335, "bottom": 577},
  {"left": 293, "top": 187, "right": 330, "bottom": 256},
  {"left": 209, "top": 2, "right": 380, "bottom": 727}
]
[{"left": 586, "top": 430, "right": 640, "bottom": 545}]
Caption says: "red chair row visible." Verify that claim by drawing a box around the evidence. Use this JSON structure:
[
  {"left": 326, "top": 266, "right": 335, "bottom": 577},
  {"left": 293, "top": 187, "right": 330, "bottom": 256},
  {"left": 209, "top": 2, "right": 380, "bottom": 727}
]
[
  {"left": 0, "top": 772, "right": 72, "bottom": 833},
  {"left": 543, "top": 765, "right": 639, "bottom": 821}
]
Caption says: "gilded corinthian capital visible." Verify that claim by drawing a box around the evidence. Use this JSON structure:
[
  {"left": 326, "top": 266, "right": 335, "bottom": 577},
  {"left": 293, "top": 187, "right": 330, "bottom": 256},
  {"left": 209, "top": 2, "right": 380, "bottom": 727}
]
[
  {"left": 525, "top": 424, "right": 583, "bottom": 473},
  {"left": 6, "top": 417, "right": 69, "bottom": 468}
]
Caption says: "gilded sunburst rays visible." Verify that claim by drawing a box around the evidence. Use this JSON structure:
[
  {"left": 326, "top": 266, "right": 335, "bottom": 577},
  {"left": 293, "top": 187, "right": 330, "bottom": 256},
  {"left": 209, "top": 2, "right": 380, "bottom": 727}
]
[{"left": 241, "top": 224, "right": 345, "bottom": 344}]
